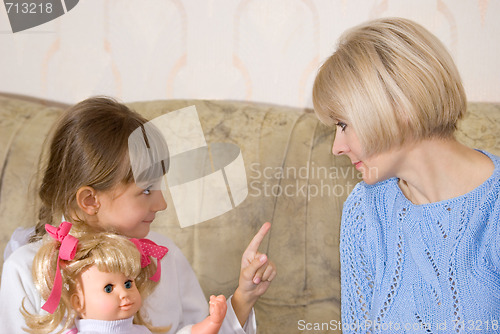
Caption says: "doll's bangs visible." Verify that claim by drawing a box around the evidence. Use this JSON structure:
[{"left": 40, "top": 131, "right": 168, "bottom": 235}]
[{"left": 89, "top": 235, "right": 142, "bottom": 279}]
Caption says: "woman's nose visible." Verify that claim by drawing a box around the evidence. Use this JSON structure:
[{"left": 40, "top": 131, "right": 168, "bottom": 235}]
[{"left": 331, "top": 130, "right": 349, "bottom": 156}]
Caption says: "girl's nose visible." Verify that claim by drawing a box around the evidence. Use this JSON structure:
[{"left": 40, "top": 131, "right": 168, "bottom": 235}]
[
  {"left": 331, "top": 130, "right": 349, "bottom": 156},
  {"left": 152, "top": 190, "right": 167, "bottom": 212}
]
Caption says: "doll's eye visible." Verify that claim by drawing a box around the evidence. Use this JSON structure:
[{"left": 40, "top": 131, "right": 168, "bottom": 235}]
[
  {"left": 104, "top": 284, "right": 113, "bottom": 293},
  {"left": 124, "top": 280, "right": 133, "bottom": 289}
]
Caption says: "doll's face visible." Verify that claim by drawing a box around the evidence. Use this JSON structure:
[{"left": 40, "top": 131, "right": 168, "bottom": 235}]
[{"left": 72, "top": 266, "right": 142, "bottom": 321}]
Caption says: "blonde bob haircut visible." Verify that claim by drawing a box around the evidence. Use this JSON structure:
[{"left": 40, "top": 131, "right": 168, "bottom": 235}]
[
  {"left": 22, "top": 232, "right": 170, "bottom": 334},
  {"left": 313, "top": 17, "right": 466, "bottom": 156}
]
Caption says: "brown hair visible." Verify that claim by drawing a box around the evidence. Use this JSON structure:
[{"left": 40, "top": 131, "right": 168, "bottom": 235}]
[
  {"left": 32, "top": 97, "right": 148, "bottom": 241},
  {"left": 313, "top": 17, "right": 466, "bottom": 156}
]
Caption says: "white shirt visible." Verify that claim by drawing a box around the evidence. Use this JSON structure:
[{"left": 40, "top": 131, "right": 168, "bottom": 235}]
[
  {"left": 0, "top": 229, "right": 256, "bottom": 334},
  {"left": 69, "top": 317, "right": 152, "bottom": 334}
]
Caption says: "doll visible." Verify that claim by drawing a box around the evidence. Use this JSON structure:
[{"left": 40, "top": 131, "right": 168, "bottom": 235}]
[{"left": 22, "top": 222, "right": 227, "bottom": 334}]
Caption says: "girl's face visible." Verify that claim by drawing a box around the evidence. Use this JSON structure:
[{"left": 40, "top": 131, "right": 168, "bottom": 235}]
[
  {"left": 96, "top": 180, "right": 167, "bottom": 238},
  {"left": 74, "top": 266, "right": 142, "bottom": 321},
  {"left": 332, "top": 121, "right": 402, "bottom": 185}
]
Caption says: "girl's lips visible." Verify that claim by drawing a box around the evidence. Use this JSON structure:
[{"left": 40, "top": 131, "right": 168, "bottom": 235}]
[{"left": 354, "top": 161, "right": 363, "bottom": 170}]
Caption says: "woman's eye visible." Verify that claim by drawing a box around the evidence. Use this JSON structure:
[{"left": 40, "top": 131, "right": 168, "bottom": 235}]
[
  {"left": 124, "top": 280, "right": 133, "bottom": 289},
  {"left": 335, "top": 122, "right": 347, "bottom": 132},
  {"left": 104, "top": 284, "right": 113, "bottom": 293}
]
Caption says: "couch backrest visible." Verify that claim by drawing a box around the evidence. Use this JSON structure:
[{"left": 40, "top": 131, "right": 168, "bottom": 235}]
[{"left": 1, "top": 95, "right": 499, "bottom": 333}]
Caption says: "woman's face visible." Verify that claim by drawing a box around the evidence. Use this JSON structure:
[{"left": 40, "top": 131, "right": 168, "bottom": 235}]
[{"left": 331, "top": 121, "right": 402, "bottom": 185}]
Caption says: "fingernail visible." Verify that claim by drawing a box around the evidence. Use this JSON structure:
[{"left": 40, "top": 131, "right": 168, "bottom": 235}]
[
  {"left": 253, "top": 277, "right": 261, "bottom": 284},
  {"left": 259, "top": 254, "right": 267, "bottom": 263}
]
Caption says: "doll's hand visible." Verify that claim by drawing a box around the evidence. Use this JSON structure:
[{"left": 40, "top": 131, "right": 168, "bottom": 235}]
[
  {"left": 208, "top": 295, "right": 227, "bottom": 325},
  {"left": 191, "top": 295, "right": 227, "bottom": 334},
  {"left": 232, "top": 222, "right": 277, "bottom": 326}
]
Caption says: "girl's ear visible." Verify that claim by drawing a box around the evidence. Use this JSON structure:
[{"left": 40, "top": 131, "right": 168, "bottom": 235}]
[{"left": 76, "top": 186, "right": 100, "bottom": 216}]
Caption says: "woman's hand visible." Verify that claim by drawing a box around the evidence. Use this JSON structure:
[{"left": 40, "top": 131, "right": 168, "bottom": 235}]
[{"left": 232, "top": 222, "right": 277, "bottom": 326}]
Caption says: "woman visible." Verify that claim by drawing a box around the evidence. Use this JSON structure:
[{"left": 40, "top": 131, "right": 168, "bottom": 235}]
[{"left": 313, "top": 18, "right": 499, "bottom": 332}]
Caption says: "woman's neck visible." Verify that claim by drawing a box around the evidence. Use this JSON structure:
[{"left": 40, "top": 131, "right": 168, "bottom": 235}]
[{"left": 396, "top": 138, "right": 494, "bottom": 205}]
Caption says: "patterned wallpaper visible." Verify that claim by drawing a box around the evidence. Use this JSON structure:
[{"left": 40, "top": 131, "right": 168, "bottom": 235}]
[{"left": 1, "top": 0, "right": 499, "bottom": 107}]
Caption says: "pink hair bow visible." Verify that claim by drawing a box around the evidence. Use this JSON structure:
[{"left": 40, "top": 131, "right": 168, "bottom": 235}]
[
  {"left": 42, "top": 221, "right": 78, "bottom": 314},
  {"left": 130, "top": 238, "right": 168, "bottom": 282}
]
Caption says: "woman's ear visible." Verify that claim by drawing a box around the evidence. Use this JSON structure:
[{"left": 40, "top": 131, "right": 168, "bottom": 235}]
[{"left": 76, "top": 186, "right": 100, "bottom": 216}]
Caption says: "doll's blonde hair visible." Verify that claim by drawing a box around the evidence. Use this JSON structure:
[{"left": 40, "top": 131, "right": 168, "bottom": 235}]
[
  {"left": 22, "top": 232, "right": 170, "bottom": 334},
  {"left": 313, "top": 17, "right": 466, "bottom": 157}
]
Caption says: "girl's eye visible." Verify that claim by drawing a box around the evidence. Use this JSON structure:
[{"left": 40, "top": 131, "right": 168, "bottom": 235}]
[
  {"left": 124, "top": 280, "right": 133, "bottom": 289},
  {"left": 142, "top": 187, "right": 151, "bottom": 195},
  {"left": 104, "top": 284, "right": 113, "bottom": 293},
  {"left": 335, "top": 121, "right": 347, "bottom": 132}
]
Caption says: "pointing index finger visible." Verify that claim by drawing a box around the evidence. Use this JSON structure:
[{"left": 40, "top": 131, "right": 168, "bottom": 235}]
[{"left": 245, "top": 222, "right": 271, "bottom": 255}]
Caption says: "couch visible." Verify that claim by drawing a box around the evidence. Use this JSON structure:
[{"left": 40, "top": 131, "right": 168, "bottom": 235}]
[{"left": 0, "top": 93, "right": 499, "bottom": 333}]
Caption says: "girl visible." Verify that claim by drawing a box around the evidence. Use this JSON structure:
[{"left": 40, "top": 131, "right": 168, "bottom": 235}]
[
  {"left": 23, "top": 223, "right": 227, "bottom": 334},
  {"left": 313, "top": 18, "right": 500, "bottom": 332},
  {"left": 0, "top": 97, "right": 276, "bottom": 333}
]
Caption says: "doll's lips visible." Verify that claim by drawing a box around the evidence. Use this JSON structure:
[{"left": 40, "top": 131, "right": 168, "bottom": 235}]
[{"left": 120, "top": 303, "right": 133, "bottom": 310}]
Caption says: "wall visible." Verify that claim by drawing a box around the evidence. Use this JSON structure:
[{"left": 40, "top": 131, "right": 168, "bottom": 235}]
[{"left": 1, "top": 0, "right": 499, "bottom": 108}]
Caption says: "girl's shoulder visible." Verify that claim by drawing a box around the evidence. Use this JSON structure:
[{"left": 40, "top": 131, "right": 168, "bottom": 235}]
[
  {"left": 1, "top": 238, "right": 41, "bottom": 292},
  {"left": 3, "top": 237, "right": 41, "bottom": 270},
  {"left": 3, "top": 226, "right": 35, "bottom": 261},
  {"left": 146, "top": 231, "right": 179, "bottom": 250},
  {"left": 145, "top": 231, "right": 187, "bottom": 263}
]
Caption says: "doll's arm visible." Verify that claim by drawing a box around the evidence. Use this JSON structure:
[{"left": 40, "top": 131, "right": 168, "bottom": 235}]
[{"left": 191, "top": 295, "right": 227, "bottom": 334}]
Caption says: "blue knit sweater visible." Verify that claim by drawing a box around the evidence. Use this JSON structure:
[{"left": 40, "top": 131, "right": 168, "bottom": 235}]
[{"left": 340, "top": 151, "right": 500, "bottom": 333}]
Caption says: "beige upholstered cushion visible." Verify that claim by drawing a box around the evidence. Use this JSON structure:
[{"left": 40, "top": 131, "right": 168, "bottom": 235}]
[{"left": 0, "top": 95, "right": 498, "bottom": 333}]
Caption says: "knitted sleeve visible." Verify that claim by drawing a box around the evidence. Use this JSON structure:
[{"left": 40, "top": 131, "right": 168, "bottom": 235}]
[{"left": 339, "top": 183, "right": 375, "bottom": 333}]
